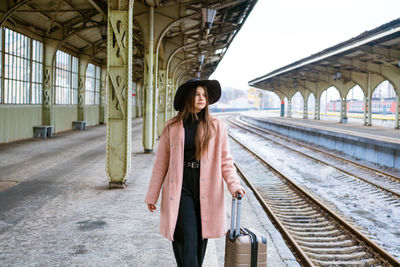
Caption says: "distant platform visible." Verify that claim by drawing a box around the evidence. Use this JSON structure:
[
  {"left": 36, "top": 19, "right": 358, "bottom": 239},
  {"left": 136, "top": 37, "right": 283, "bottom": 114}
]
[{"left": 240, "top": 112, "right": 400, "bottom": 170}]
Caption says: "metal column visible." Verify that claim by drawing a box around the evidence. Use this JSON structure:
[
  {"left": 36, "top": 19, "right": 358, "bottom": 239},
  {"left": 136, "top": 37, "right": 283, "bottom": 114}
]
[
  {"left": 42, "top": 39, "right": 58, "bottom": 126},
  {"left": 303, "top": 100, "right": 308, "bottom": 119},
  {"left": 340, "top": 97, "right": 347, "bottom": 123},
  {"left": 106, "top": 0, "right": 134, "bottom": 186},
  {"left": 315, "top": 91, "right": 320, "bottom": 120},
  {"left": 396, "top": 94, "right": 399, "bottom": 129},
  {"left": 99, "top": 67, "right": 106, "bottom": 124},
  {"left": 78, "top": 55, "right": 89, "bottom": 121},
  {"left": 132, "top": 82, "right": 138, "bottom": 118},
  {"left": 157, "top": 69, "right": 166, "bottom": 137},
  {"left": 166, "top": 78, "right": 173, "bottom": 120},
  {"left": 364, "top": 72, "right": 372, "bottom": 126},
  {"left": 143, "top": 6, "right": 154, "bottom": 152}
]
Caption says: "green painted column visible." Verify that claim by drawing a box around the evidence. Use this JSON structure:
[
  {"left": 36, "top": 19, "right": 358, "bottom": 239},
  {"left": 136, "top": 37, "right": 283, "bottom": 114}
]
[
  {"left": 315, "top": 91, "right": 320, "bottom": 120},
  {"left": 340, "top": 96, "right": 347, "bottom": 123},
  {"left": 166, "top": 78, "right": 173, "bottom": 121},
  {"left": 365, "top": 72, "right": 372, "bottom": 126},
  {"left": 42, "top": 39, "right": 58, "bottom": 127},
  {"left": 132, "top": 82, "right": 137, "bottom": 118},
  {"left": 395, "top": 94, "right": 399, "bottom": 129},
  {"left": 99, "top": 67, "right": 106, "bottom": 124},
  {"left": 136, "top": 82, "right": 143, "bottom": 117},
  {"left": 363, "top": 94, "right": 367, "bottom": 125},
  {"left": 78, "top": 55, "right": 89, "bottom": 121},
  {"left": 303, "top": 100, "right": 308, "bottom": 119},
  {"left": 156, "top": 70, "right": 166, "bottom": 137},
  {"left": 106, "top": 0, "right": 134, "bottom": 186},
  {"left": 143, "top": 6, "right": 154, "bottom": 153},
  {"left": 172, "top": 82, "right": 177, "bottom": 117}
]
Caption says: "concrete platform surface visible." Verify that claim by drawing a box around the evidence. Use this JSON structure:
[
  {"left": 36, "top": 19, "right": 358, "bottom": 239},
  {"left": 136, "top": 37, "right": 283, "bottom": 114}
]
[{"left": 0, "top": 117, "right": 297, "bottom": 266}]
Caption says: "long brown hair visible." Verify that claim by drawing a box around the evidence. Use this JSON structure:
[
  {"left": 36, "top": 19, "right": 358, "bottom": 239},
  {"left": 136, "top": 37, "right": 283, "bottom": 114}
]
[{"left": 164, "top": 85, "right": 215, "bottom": 161}]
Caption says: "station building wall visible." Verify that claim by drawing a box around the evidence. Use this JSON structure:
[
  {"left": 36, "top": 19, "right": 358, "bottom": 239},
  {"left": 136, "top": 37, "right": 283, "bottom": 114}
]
[
  {"left": 0, "top": 27, "right": 106, "bottom": 143},
  {"left": 54, "top": 106, "right": 78, "bottom": 133},
  {"left": 0, "top": 105, "right": 42, "bottom": 143},
  {"left": 84, "top": 106, "right": 100, "bottom": 127}
]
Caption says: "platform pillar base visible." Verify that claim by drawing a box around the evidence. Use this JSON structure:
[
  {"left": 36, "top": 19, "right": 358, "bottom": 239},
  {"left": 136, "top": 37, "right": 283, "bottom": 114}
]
[{"left": 109, "top": 181, "right": 126, "bottom": 189}]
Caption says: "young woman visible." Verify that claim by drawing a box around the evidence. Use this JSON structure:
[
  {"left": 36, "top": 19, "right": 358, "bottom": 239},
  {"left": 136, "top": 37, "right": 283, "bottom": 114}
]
[{"left": 144, "top": 78, "right": 245, "bottom": 267}]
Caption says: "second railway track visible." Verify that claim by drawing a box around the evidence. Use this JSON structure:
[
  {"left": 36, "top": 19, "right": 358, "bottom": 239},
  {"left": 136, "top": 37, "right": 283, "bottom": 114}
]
[
  {"left": 230, "top": 116, "right": 400, "bottom": 203},
  {"left": 227, "top": 128, "right": 400, "bottom": 266}
]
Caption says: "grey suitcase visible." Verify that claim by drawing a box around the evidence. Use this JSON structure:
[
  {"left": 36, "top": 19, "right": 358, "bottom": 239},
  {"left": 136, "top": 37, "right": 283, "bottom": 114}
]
[{"left": 224, "top": 194, "right": 267, "bottom": 267}]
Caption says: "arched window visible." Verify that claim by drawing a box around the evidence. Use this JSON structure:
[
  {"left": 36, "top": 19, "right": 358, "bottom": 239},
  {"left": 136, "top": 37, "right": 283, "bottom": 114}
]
[
  {"left": 54, "top": 50, "right": 78, "bottom": 104},
  {"left": 2, "top": 28, "right": 43, "bottom": 104},
  {"left": 307, "top": 93, "right": 315, "bottom": 114},
  {"left": 85, "top": 64, "right": 101, "bottom": 105}
]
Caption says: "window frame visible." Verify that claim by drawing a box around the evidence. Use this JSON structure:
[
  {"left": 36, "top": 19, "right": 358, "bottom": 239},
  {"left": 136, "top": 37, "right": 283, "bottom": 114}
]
[
  {"left": 85, "top": 63, "right": 101, "bottom": 106},
  {"left": 1, "top": 27, "right": 43, "bottom": 105},
  {"left": 54, "top": 49, "right": 79, "bottom": 105}
]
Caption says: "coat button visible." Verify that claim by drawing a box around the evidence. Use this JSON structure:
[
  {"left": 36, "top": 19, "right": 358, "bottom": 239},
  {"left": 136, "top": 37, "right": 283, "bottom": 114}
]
[
  {"left": 171, "top": 179, "right": 173, "bottom": 183},
  {"left": 201, "top": 196, "right": 205, "bottom": 199},
  {"left": 200, "top": 178, "right": 204, "bottom": 182},
  {"left": 170, "top": 197, "right": 173, "bottom": 200}
]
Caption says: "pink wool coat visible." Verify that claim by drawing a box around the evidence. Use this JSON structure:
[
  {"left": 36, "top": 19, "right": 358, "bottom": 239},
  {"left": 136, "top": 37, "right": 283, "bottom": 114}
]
[{"left": 144, "top": 116, "right": 244, "bottom": 241}]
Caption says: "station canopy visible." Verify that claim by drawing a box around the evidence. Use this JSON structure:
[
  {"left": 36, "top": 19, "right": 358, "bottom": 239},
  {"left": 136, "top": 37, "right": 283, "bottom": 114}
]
[
  {"left": 0, "top": 0, "right": 257, "bottom": 82},
  {"left": 249, "top": 19, "right": 400, "bottom": 99}
]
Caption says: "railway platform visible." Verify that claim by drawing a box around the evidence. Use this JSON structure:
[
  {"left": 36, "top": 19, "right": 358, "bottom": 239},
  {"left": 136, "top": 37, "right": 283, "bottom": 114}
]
[
  {"left": 241, "top": 112, "right": 400, "bottom": 171},
  {"left": 0, "top": 117, "right": 298, "bottom": 267}
]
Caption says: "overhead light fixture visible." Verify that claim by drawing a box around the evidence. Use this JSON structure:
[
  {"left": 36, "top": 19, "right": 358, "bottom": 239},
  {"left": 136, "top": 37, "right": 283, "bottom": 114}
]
[
  {"left": 198, "top": 54, "right": 205, "bottom": 65},
  {"left": 202, "top": 8, "right": 216, "bottom": 39},
  {"left": 202, "top": 8, "right": 217, "bottom": 30},
  {"left": 333, "top": 71, "right": 341, "bottom": 81}
]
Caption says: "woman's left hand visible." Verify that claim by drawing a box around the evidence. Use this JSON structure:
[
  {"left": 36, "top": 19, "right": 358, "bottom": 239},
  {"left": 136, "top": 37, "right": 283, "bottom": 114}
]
[{"left": 233, "top": 188, "right": 246, "bottom": 198}]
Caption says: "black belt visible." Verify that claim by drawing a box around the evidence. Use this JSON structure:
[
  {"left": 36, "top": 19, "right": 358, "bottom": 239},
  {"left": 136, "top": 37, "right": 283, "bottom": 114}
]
[{"left": 184, "top": 161, "right": 200, "bottom": 168}]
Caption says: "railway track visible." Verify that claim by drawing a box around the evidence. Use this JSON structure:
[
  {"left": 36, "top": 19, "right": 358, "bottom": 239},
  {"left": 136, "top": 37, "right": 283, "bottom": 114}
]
[
  {"left": 229, "top": 116, "right": 400, "bottom": 203},
  {"left": 227, "top": 131, "right": 400, "bottom": 266}
]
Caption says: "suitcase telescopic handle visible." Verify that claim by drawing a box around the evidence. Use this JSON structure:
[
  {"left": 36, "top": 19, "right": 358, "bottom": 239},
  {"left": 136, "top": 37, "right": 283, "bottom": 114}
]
[{"left": 229, "top": 193, "right": 242, "bottom": 240}]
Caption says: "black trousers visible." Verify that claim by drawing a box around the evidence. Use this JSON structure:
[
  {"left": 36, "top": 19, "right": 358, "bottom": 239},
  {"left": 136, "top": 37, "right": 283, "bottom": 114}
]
[{"left": 172, "top": 166, "right": 208, "bottom": 267}]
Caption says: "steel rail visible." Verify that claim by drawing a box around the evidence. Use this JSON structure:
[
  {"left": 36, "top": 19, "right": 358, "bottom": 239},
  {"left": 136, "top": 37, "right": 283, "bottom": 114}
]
[
  {"left": 234, "top": 164, "right": 315, "bottom": 267},
  {"left": 230, "top": 117, "right": 400, "bottom": 199},
  {"left": 227, "top": 129, "right": 400, "bottom": 266}
]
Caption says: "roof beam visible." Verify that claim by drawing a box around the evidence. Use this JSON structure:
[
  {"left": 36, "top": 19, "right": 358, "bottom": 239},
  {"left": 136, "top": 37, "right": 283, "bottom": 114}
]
[
  {"left": 27, "top": 3, "right": 63, "bottom": 28},
  {"left": 358, "top": 45, "right": 400, "bottom": 60},
  {"left": 45, "top": 0, "right": 64, "bottom": 36},
  {"left": 63, "top": 0, "right": 85, "bottom": 21},
  {"left": 87, "top": 0, "right": 107, "bottom": 18},
  {"left": 16, "top": 9, "right": 93, "bottom": 13}
]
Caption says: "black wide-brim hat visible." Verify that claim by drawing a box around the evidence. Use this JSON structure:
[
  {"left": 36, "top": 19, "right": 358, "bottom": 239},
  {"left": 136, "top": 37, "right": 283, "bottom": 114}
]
[{"left": 174, "top": 78, "right": 221, "bottom": 111}]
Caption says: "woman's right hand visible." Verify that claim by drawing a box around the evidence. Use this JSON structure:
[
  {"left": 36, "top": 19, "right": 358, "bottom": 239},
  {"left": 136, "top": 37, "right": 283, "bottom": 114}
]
[{"left": 147, "top": 204, "right": 156, "bottom": 212}]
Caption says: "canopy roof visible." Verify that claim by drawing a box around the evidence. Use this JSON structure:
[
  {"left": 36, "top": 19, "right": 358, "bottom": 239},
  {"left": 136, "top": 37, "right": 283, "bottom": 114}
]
[{"left": 249, "top": 18, "right": 400, "bottom": 97}]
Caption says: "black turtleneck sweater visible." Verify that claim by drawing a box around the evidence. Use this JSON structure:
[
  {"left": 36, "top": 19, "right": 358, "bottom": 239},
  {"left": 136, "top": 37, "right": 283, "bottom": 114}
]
[{"left": 183, "top": 113, "right": 201, "bottom": 162}]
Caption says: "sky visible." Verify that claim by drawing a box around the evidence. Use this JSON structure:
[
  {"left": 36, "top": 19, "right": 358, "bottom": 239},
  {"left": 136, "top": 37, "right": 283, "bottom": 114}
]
[{"left": 210, "top": 0, "right": 400, "bottom": 91}]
